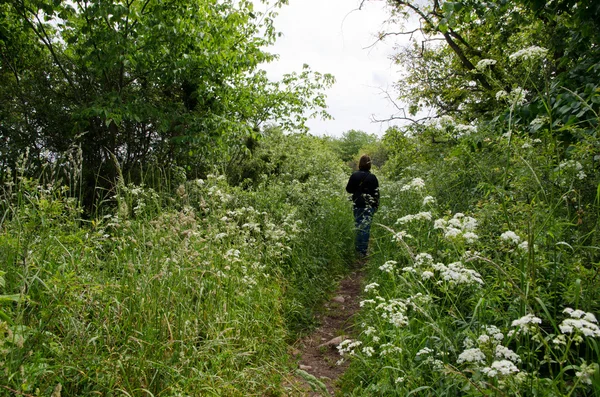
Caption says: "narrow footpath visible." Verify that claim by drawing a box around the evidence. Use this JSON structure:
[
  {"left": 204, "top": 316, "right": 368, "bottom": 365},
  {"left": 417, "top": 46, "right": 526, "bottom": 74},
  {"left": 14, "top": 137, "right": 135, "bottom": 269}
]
[{"left": 286, "top": 268, "right": 365, "bottom": 396}]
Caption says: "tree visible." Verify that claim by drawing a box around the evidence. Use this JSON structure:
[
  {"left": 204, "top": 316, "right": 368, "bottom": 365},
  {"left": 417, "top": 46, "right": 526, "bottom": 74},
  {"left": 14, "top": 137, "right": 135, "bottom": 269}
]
[
  {"left": 335, "top": 129, "right": 378, "bottom": 163},
  {"left": 0, "top": 0, "right": 333, "bottom": 209},
  {"left": 368, "top": 0, "right": 599, "bottom": 131}
]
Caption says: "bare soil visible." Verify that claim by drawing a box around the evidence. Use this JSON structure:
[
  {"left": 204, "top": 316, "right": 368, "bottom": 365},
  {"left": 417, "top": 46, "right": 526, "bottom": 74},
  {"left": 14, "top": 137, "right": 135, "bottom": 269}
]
[{"left": 285, "top": 268, "right": 365, "bottom": 396}]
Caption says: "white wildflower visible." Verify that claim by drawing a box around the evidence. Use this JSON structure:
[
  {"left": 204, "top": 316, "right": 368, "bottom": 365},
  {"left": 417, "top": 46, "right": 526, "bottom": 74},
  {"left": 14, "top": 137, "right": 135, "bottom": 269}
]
[
  {"left": 457, "top": 348, "right": 486, "bottom": 364},
  {"left": 575, "top": 362, "right": 598, "bottom": 385},
  {"left": 482, "top": 360, "right": 520, "bottom": 377},
  {"left": 463, "top": 232, "right": 479, "bottom": 243},
  {"left": 416, "top": 347, "right": 433, "bottom": 357},
  {"left": 415, "top": 253, "right": 434, "bottom": 267},
  {"left": 421, "top": 271, "right": 435, "bottom": 280},
  {"left": 379, "top": 260, "right": 397, "bottom": 273},
  {"left": 477, "top": 334, "right": 490, "bottom": 344},
  {"left": 495, "top": 345, "right": 521, "bottom": 363},
  {"left": 359, "top": 299, "right": 376, "bottom": 307},
  {"left": 476, "top": 59, "right": 497, "bottom": 70},
  {"left": 496, "top": 90, "right": 508, "bottom": 100},
  {"left": 509, "top": 46, "right": 548, "bottom": 62},
  {"left": 433, "top": 218, "right": 447, "bottom": 229},
  {"left": 362, "top": 346, "right": 375, "bottom": 357},
  {"left": 511, "top": 314, "right": 542, "bottom": 335},
  {"left": 364, "top": 283, "right": 379, "bottom": 292},
  {"left": 559, "top": 308, "right": 600, "bottom": 337},
  {"left": 400, "top": 177, "right": 426, "bottom": 191},
  {"left": 501, "top": 231, "right": 521, "bottom": 244},
  {"left": 423, "top": 196, "right": 436, "bottom": 206}
]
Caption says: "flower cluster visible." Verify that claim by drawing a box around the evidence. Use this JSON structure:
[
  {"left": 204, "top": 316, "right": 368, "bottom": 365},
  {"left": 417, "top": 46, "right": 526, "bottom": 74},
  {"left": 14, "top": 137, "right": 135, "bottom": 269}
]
[
  {"left": 476, "top": 58, "right": 497, "bottom": 70},
  {"left": 559, "top": 308, "right": 600, "bottom": 338},
  {"left": 496, "top": 87, "right": 528, "bottom": 105},
  {"left": 509, "top": 46, "right": 548, "bottom": 62},
  {"left": 402, "top": 252, "right": 484, "bottom": 287},
  {"left": 511, "top": 313, "right": 542, "bottom": 335},
  {"left": 434, "top": 213, "right": 479, "bottom": 243},
  {"left": 500, "top": 230, "right": 529, "bottom": 250},
  {"left": 458, "top": 325, "right": 522, "bottom": 379},
  {"left": 379, "top": 260, "right": 397, "bottom": 274},
  {"left": 400, "top": 177, "right": 426, "bottom": 192},
  {"left": 396, "top": 211, "right": 432, "bottom": 224},
  {"left": 555, "top": 160, "right": 586, "bottom": 181},
  {"left": 337, "top": 339, "right": 362, "bottom": 356},
  {"left": 422, "top": 196, "right": 436, "bottom": 206}
]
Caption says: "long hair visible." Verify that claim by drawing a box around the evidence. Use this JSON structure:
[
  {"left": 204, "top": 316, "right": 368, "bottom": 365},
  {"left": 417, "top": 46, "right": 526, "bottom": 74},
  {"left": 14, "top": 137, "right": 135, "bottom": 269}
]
[{"left": 358, "top": 154, "right": 372, "bottom": 171}]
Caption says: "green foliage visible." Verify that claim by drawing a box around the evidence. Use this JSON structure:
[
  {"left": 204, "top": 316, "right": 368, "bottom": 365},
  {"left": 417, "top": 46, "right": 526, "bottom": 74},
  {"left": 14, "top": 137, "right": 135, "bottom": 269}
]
[
  {"left": 0, "top": 131, "right": 354, "bottom": 395},
  {"left": 339, "top": 4, "right": 600, "bottom": 390},
  {"left": 0, "top": 0, "right": 333, "bottom": 210},
  {"left": 330, "top": 129, "right": 379, "bottom": 163}
]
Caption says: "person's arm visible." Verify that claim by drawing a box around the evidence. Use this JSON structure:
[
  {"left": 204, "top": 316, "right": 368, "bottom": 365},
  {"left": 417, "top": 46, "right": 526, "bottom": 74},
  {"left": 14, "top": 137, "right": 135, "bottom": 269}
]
[
  {"left": 346, "top": 173, "right": 357, "bottom": 194},
  {"left": 373, "top": 176, "right": 380, "bottom": 209}
]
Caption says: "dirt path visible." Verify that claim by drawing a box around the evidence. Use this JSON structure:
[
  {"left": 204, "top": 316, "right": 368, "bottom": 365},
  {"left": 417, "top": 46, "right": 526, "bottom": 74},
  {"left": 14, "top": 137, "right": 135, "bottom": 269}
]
[{"left": 286, "top": 268, "right": 365, "bottom": 396}]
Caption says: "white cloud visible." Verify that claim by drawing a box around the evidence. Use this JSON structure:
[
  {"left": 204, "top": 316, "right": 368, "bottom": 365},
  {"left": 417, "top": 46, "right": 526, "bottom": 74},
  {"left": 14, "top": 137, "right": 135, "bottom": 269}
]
[{"left": 257, "top": 0, "right": 411, "bottom": 137}]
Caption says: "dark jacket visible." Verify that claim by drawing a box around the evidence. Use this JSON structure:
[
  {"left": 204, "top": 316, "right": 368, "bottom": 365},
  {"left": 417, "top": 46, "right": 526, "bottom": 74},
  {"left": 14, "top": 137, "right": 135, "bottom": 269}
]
[{"left": 346, "top": 170, "right": 379, "bottom": 209}]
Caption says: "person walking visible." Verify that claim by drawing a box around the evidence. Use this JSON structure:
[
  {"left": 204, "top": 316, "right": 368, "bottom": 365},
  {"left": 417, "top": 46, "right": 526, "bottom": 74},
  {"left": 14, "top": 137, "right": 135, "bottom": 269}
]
[{"left": 346, "top": 154, "right": 379, "bottom": 258}]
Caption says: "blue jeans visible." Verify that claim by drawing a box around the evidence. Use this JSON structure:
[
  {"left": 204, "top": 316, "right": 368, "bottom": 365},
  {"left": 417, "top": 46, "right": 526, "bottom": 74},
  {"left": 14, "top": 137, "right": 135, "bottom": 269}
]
[{"left": 354, "top": 207, "right": 374, "bottom": 256}]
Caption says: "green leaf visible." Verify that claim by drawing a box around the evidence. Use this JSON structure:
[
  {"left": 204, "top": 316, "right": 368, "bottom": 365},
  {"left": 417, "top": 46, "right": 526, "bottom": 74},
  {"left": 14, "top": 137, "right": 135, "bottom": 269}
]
[{"left": 0, "top": 294, "right": 21, "bottom": 303}]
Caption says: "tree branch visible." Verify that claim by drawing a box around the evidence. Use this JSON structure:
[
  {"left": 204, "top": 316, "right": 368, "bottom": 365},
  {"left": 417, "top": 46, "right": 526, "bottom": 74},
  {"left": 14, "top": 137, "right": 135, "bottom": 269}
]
[{"left": 16, "top": 1, "right": 76, "bottom": 91}]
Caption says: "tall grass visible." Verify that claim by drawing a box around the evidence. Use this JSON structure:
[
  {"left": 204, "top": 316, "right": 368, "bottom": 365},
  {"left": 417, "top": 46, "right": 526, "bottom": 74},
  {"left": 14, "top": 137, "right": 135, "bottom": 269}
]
[
  {"left": 0, "top": 135, "right": 354, "bottom": 395},
  {"left": 340, "top": 124, "right": 600, "bottom": 395}
]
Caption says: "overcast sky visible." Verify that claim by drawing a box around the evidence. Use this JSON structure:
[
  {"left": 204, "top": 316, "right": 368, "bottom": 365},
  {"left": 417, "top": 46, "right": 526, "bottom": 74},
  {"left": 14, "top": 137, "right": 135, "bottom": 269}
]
[{"left": 257, "top": 0, "right": 408, "bottom": 137}]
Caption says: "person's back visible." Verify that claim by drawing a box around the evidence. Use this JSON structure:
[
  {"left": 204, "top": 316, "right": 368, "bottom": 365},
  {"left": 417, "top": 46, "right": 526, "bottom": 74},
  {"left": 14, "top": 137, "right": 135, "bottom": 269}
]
[{"left": 346, "top": 155, "right": 379, "bottom": 257}]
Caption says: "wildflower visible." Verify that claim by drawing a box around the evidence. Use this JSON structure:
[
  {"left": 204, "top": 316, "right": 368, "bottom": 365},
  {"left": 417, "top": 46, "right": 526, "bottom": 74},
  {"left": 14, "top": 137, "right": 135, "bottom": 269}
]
[
  {"left": 458, "top": 348, "right": 486, "bottom": 364},
  {"left": 463, "top": 232, "right": 479, "bottom": 243},
  {"left": 484, "top": 325, "right": 504, "bottom": 341},
  {"left": 380, "top": 343, "right": 403, "bottom": 356},
  {"left": 552, "top": 334, "right": 566, "bottom": 347},
  {"left": 397, "top": 211, "right": 432, "bottom": 224},
  {"left": 511, "top": 87, "right": 528, "bottom": 105},
  {"left": 511, "top": 314, "right": 542, "bottom": 335},
  {"left": 364, "top": 283, "right": 379, "bottom": 292},
  {"left": 444, "top": 228, "right": 462, "bottom": 239},
  {"left": 433, "top": 219, "right": 447, "bottom": 229},
  {"left": 495, "top": 345, "right": 521, "bottom": 363},
  {"left": 559, "top": 308, "right": 600, "bottom": 337},
  {"left": 416, "top": 347, "right": 433, "bottom": 356},
  {"left": 496, "top": 90, "right": 508, "bottom": 100},
  {"left": 476, "top": 58, "right": 497, "bottom": 70},
  {"left": 392, "top": 230, "right": 412, "bottom": 242},
  {"left": 509, "top": 46, "right": 548, "bottom": 62},
  {"left": 576, "top": 362, "right": 598, "bottom": 385},
  {"left": 379, "top": 261, "right": 397, "bottom": 273},
  {"left": 360, "top": 299, "right": 376, "bottom": 307},
  {"left": 482, "top": 360, "right": 520, "bottom": 377},
  {"left": 423, "top": 196, "right": 436, "bottom": 206},
  {"left": 395, "top": 377, "right": 405, "bottom": 384},
  {"left": 518, "top": 241, "right": 529, "bottom": 251},
  {"left": 362, "top": 346, "right": 375, "bottom": 357},
  {"left": 400, "top": 177, "right": 426, "bottom": 191},
  {"left": 337, "top": 339, "right": 362, "bottom": 356},
  {"left": 456, "top": 124, "right": 477, "bottom": 135},
  {"left": 421, "top": 271, "right": 435, "bottom": 280},
  {"left": 500, "top": 231, "right": 521, "bottom": 244},
  {"left": 364, "top": 326, "right": 376, "bottom": 336},
  {"left": 477, "top": 334, "right": 490, "bottom": 344},
  {"left": 415, "top": 253, "right": 434, "bottom": 267}
]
